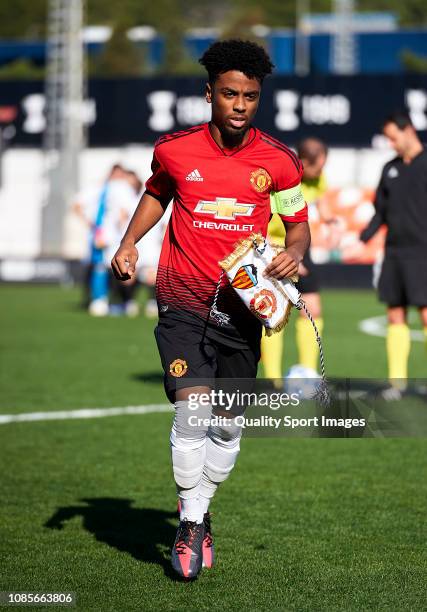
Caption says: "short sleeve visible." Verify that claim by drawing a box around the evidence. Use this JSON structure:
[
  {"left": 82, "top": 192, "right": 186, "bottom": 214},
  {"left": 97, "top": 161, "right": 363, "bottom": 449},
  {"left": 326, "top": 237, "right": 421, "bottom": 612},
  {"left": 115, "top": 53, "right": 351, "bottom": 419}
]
[
  {"left": 271, "top": 156, "right": 308, "bottom": 223},
  {"left": 144, "top": 148, "right": 174, "bottom": 209}
]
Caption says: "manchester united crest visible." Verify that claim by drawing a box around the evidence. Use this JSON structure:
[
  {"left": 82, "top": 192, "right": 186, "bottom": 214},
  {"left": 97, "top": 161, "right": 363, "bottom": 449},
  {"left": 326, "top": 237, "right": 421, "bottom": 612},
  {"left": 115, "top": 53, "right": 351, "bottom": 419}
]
[
  {"left": 231, "top": 264, "right": 258, "bottom": 289},
  {"left": 250, "top": 168, "right": 272, "bottom": 193},
  {"left": 169, "top": 359, "right": 188, "bottom": 378},
  {"left": 250, "top": 289, "right": 277, "bottom": 320}
]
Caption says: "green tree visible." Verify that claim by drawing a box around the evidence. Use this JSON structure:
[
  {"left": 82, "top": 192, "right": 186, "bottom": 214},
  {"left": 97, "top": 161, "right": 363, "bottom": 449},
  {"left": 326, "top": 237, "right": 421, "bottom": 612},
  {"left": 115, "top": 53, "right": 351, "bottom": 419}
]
[
  {"left": 401, "top": 49, "right": 427, "bottom": 72},
  {"left": 89, "top": 21, "right": 145, "bottom": 77},
  {"left": 357, "top": 0, "right": 427, "bottom": 27},
  {"left": 0, "top": 0, "right": 427, "bottom": 77},
  {"left": 0, "top": 0, "right": 46, "bottom": 38},
  {"left": 0, "top": 59, "right": 45, "bottom": 80}
]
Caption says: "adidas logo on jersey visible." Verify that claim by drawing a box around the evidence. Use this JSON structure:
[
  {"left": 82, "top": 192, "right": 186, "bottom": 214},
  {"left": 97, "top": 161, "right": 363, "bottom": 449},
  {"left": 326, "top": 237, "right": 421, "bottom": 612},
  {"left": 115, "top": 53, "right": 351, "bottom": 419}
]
[{"left": 186, "top": 169, "right": 204, "bottom": 182}]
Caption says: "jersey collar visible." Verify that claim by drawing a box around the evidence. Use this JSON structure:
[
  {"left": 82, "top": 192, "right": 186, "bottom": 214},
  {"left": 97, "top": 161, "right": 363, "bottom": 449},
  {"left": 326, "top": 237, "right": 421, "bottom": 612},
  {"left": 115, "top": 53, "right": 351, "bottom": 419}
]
[{"left": 203, "top": 122, "right": 260, "bottom": 158}]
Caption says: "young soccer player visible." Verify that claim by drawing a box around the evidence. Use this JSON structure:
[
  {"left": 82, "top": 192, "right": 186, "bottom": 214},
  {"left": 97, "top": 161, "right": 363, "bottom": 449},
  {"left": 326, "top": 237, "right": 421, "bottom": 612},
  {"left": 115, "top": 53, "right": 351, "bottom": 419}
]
[
  {"left": 360, "top": 111, "right": 427, "bottom": 398},
  {"left": 111, "top": 40, "right": 310, "bottom": 578}
]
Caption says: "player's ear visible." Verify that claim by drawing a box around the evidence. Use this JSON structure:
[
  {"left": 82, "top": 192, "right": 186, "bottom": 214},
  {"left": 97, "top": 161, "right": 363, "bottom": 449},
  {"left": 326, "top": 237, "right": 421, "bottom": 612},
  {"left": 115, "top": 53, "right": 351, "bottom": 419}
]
[{"left": 205, "top": 82, "right": 212, "bottom": 104}]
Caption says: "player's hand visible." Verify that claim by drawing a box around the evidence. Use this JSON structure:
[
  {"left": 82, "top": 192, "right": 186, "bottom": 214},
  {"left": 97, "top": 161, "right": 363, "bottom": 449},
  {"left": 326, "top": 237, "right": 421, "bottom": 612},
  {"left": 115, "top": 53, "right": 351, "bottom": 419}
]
[
  {"left": 263, "top": 248, "right": 300, "bottom": 280},
  {"left": 111, "top": 242, "right": 138, "bottom": 280}
]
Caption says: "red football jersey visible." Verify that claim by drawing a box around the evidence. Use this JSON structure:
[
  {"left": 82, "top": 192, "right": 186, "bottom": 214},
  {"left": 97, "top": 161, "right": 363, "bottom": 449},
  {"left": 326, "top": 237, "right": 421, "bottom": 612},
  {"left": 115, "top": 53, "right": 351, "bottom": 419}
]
[{"left": 145, "top": 122, "right": 307, "bottom": 330}]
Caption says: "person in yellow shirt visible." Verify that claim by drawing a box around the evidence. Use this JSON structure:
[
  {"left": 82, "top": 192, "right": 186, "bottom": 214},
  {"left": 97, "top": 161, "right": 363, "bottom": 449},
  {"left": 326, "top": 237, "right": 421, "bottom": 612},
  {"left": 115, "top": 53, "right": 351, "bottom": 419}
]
[{"left": 262, "top": 138, "right": 328, "bottom": 383}]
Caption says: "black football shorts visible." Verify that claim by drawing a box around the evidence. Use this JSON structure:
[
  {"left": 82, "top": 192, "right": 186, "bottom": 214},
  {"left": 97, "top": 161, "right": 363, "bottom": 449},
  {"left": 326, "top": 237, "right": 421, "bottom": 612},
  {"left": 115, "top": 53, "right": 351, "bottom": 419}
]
[
  {"left": 296, "top": 250, "right": 319, "bottom": 294},
  {"left": 378, "top": 254, "right": 427, "bottom": 307},
  {"left": 154, "top": 312, "right": 260, "bottom": 404}
]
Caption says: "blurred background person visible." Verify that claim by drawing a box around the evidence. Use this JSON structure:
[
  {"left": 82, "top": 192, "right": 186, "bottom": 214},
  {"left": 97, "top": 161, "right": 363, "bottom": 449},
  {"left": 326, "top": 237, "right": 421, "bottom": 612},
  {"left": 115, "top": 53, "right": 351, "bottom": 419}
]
[
  {"left": 359, "top": 111, "right": 427, "bottom": 398},
  {"left": 261, "top": 138, "right": 329, "bottom": 384},
  {"left": 72, "top": 163, "right": 137, "bottom": 316},
  {"left": 109, "top": 169, "right": 144, "bottom": 317}
]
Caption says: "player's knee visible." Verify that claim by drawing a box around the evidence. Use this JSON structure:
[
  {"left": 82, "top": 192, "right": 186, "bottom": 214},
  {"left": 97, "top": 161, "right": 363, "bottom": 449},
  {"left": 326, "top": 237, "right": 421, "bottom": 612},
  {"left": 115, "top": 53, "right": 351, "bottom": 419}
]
[
  {"left": 171, "top": 400, "right": 210, "bottom": 441},
  {"left": 209, "top": 418, "right": 242, "bottom": 445},
  {"left": 204, "top": 425, "right": 241, "bottom": 483},
  {"left": 300, "top": 293, "right": 321, "bottom": 319},
  {"left": 175, "top": 386, "right": 211, "bottom": 402},
  {"left": 387, "top": 308, "right": 406, "bottom": 325}
]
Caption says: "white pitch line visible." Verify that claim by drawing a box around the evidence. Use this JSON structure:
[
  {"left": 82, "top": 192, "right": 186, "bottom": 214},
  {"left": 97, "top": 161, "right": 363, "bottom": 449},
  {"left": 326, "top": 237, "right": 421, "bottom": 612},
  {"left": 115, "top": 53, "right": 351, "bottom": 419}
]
[
  {"left": 359, "top": 315, "right": 424, "bottom": 341},
  {"left": 0, "top": 404, "right": 173, "bottom": 425}
]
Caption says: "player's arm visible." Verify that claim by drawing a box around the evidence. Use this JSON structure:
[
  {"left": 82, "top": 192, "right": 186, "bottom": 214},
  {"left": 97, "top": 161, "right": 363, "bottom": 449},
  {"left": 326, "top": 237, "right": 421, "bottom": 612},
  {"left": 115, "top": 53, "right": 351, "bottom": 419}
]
[
  {"left": 111, "top": 192, "right": 166, "bottom": 280},
  {"left": 360, "top": 171, "right": 387, "bottom": 243},
  {"left": 359, "top": 207, "right": 384, "bottom": 243},
  {"left": 264, "top": 221, "right": 310, "bottom": 279},
  {"left": 265, "top": 157, "right": 310, "bottom": 279}
]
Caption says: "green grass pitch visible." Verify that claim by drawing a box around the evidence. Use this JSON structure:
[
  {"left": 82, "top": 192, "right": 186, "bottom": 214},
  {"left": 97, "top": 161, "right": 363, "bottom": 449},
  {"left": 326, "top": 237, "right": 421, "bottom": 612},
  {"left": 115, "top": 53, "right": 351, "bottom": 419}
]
[{"left": 0, "top": 285, "right": 426, "bottom": 610}]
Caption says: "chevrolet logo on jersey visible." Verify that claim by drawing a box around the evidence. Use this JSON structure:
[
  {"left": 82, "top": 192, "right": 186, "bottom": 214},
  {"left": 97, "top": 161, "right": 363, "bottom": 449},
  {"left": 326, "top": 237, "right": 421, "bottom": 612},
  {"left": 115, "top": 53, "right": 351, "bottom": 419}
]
[{"left": 195, "top": 198, "right": 256, "bottom": 220}]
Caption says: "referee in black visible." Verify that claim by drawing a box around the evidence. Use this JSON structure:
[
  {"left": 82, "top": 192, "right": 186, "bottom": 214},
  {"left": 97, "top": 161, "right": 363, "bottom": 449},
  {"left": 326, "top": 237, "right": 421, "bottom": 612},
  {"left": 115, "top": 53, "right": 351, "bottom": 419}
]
[{"left": 360, "top": 110, "right": 427, "bottom": 399}]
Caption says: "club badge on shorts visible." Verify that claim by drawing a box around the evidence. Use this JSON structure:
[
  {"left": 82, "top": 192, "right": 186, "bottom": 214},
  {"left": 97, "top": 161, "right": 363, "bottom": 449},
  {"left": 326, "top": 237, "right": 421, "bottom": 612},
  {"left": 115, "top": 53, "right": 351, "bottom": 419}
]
[{"left": 169, "top": 358, "right": 188, "bottom": 377}]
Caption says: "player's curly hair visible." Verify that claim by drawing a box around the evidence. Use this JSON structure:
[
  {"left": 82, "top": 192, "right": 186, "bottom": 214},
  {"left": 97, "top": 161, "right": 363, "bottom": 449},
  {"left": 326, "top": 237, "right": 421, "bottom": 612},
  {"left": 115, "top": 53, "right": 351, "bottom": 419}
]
[{"left": 199, "top": 39, "right": 274, "bottom": 84}]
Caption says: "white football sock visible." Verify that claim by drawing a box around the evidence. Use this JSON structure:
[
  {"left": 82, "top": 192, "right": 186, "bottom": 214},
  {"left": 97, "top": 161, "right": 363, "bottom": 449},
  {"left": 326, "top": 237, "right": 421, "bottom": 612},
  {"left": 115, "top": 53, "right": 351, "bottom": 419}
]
[
  {"left": 199, "top": 415, "right": 242, "bottom": 509},
  {"left": 199, "top": 484, "right": 211, "bottom": 516},
  {"left": 170, "top": 400, "right": 211, "bottom": 524},
  {"left": 179, "top": 495, "right": 203, "bottom": 524}
]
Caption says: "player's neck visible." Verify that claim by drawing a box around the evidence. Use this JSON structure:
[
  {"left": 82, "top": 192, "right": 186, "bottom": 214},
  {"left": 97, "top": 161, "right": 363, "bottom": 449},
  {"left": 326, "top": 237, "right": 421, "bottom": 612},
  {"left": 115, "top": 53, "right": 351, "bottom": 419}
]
[
  {"left": 208, "top": 122, "right": 251, "bottom": 151},
  {"left": 403, "top": 139, "right": 423, "bottom": 164}
]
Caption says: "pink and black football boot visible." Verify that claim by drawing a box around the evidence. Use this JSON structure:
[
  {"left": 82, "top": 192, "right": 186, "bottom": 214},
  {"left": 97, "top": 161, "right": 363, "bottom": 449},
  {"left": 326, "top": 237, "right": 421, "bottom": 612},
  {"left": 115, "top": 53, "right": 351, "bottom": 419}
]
[
  {"left": 202, "top": 512, "right": 215, "bottom": 569},
  {"left": 175, "top": 499, "right": 215, "bottom": 570},
  {"left": 171, "top": 519, "right": 204, "bottom": 579}
]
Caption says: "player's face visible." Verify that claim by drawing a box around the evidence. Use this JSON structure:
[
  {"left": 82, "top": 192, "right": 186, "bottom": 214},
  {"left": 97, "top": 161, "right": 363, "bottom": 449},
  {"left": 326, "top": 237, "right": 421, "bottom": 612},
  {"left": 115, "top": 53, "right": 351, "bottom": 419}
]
[
  {"left": 206, "top": 71, "right": 261, "bottom": 141},
  {"left": 301, "top": 152, "right": 327, "bottom": 180},
  {"left": 383, "top": 122, "right": 411, "bottom": 157}
]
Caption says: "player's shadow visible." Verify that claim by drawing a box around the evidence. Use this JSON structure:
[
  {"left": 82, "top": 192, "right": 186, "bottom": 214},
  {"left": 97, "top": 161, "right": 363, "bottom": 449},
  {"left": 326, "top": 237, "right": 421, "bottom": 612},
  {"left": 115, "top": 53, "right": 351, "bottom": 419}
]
[
  {"left": 44, "top": 498, "right": 178, "bottom": 578},
  {"left": 130, "top": 372, "right": 165, "bottom": 384}
]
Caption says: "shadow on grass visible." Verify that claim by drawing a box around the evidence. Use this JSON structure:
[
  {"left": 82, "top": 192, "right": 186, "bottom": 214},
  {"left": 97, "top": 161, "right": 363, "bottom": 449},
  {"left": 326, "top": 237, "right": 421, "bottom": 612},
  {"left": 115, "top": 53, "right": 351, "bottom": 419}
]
[
  {"left": 44, "top": 497, "right": 182, "bottom": 579},
  {"left": 130, "top": 372, "right": 165, "bottom": 384}
]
